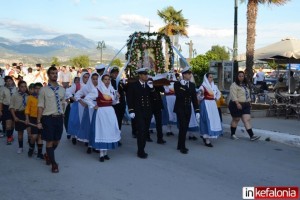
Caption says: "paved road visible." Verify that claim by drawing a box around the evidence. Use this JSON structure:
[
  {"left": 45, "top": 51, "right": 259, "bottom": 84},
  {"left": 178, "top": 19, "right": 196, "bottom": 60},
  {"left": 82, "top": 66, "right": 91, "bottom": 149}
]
[{"left": 0, "top": 125, "right": 299, "bottom": 200}]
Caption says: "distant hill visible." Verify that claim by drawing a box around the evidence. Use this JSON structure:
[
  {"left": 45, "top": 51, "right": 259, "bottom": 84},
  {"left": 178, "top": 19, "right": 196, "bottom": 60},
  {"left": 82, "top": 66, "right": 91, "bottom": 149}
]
[{"left": 0, "top": 34, "right": 124, "bottom": 65}]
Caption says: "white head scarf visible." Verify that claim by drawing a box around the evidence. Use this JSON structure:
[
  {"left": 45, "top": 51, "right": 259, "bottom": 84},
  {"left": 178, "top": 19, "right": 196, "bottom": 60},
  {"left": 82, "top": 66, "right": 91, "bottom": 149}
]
[
  {"left": 202, "top": 73, "right": 215, "bottom": 92},
  {"left": 98, "top": 74, "right": 115, "bottom": 99},
  {"left": 85, "top": 72, "right": 100, "bottom": 92},
  {"left": 201, "top": 73, "right": 220, "bottom": 99},
  {"left": 79, "top": 72, "right": 90, "bottom": 88}
]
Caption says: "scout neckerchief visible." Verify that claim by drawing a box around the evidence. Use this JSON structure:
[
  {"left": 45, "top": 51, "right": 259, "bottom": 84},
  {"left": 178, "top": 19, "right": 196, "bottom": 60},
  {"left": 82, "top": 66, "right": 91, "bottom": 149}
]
[
  {"left": 48, "top": 83, "right": 62, "bottom": 113},
  {"left": 19, "top": 92, "right": 26, "bottom": 107},
  {"left": 240, "top": 84, "right": 250, "bottom": 100}
]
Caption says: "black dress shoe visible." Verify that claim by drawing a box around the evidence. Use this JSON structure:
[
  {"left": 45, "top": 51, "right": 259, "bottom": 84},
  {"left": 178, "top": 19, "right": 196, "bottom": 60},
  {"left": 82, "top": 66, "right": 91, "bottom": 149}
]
[
  {"left": 157, "top": 139, "right": 166, "bottom": 144},
  {"left": 149, "top": 129, "right": 154, "bottom": 134},
  {"left": 72, "top": 138, "right": 77, "bottom": 145},
  {"left": 85, "top": 142, "right": 88, "bottom": 147},
  {"left": 99, "top": 157, "right": 105, "bottom": 162},
  {"left": 146, "top": 138, "right": 153, "bottom": 142},
  {"left": 67, "top": 135, "right": 71, "bottom": 139},
  {"left": 205, "top": 143, "right": 213, "bottom": 147},
  {"left": 202, "top": 138, "right": 213, "bottom": 147},
  {"left": 188, "top": 136, "right": 198, "bottom": 141},
  {"left": 118, "top": 141, "right": 122, "bottom": 147},
  {"left": 93, "top": 148, "right": 100, "bottom": 153},
  {"left": 166, "top": 132, "right": 174, "bottom": 136},
  {"left": 104, "top": 155, "right": 110, "bottom": 160},
  {"left": 180, "top": 149, "right": 188, "bottom": 154},
  {"left": 137, "top": 152, "right": 148, "bottom": 159},
  {"left": 86, "top": 147, "right": 92, "bottom": 154}
]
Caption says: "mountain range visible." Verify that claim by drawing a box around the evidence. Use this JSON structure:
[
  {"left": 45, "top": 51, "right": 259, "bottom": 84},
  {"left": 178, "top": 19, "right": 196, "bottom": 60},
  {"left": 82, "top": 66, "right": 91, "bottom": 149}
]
[{"left": 0, "top": 34, "right": 124, "bottom": 65}]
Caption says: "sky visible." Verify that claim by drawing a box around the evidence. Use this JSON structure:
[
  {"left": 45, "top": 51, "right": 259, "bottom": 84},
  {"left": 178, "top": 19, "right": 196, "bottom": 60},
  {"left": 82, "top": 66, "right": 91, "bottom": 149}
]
[{"left": 0, "top": 0, "right": 299, "bottom": 58}]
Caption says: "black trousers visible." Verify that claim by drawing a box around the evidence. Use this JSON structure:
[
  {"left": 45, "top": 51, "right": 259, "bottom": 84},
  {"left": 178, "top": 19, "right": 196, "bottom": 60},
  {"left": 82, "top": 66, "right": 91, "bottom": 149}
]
[
  {"left": 176, "top": 110, "right": 191, "bottom": 150},
  {"left": 113, "top": 103, "right": 126, "bottom": 131},
  {"left": 151, "top": 109, "right": 163, "bottom": 140},
  {"left": 135, "top": 112, "right": 152, "bottom": 154}
]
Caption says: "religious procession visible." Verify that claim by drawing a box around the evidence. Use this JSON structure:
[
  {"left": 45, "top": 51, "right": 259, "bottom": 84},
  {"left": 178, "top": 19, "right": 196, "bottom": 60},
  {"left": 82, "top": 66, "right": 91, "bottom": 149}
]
[{"left": 0, "top": 32, "right": 261, "bottom": 174}]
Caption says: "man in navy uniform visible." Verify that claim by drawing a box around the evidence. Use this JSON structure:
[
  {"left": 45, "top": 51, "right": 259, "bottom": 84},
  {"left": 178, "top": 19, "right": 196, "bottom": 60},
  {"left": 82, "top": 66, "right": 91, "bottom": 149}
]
[
  {"left": 174, "top": 67, "right": 200, "bottom": 154},
  {"left": 127, "top": 68, "right": 155, "bottom": 159}
]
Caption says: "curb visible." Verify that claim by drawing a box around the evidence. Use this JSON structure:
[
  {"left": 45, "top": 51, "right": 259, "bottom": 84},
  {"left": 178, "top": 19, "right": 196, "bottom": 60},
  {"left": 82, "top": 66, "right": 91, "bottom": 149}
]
[{"left": 222, "top": 124, "right": 300, "bottom": 148}]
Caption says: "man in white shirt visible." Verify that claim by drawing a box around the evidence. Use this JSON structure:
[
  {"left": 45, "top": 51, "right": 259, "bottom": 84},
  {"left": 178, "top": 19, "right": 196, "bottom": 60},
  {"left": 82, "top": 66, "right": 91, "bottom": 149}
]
[
  {"left": 58, "top": 66, "right": 72, "bottom": 88},
  {"left": 23, "top": 67, "right": 35, "bottom": 86},
  {"left": 256, "top": 67, "right": 267, "bottom": 91}
]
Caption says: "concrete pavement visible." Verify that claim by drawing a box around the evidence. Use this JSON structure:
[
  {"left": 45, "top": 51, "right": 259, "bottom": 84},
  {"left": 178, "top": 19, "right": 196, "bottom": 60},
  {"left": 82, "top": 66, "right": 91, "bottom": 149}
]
[
  {"left": 222, "top": 113, "right": 300, "bottom": 147},
  {"left": 0, "top": 124, "right": 299, "bottom": 200}
]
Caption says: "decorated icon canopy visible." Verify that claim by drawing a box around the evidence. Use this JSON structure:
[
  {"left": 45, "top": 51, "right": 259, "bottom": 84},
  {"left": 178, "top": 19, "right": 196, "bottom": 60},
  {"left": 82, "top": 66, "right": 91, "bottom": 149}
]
[{"left": 125, "top": 32, "right": 174, "bottom": 76}]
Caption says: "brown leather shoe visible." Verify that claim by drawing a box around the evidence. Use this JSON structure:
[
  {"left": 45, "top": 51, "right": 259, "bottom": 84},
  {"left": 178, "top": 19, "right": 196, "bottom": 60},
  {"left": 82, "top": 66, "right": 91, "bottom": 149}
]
[{"left": 51, "top": 163, "right": 59, "bottom": 173}]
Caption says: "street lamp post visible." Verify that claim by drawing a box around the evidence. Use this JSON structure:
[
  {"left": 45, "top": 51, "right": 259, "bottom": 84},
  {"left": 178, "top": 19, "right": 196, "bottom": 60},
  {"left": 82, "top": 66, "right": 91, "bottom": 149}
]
[
  {"left": 97, "top": 41, "right": 106, "bottom": 64},
  {"left": 233, "top": 0, "right": 239, "bottom": 79}
]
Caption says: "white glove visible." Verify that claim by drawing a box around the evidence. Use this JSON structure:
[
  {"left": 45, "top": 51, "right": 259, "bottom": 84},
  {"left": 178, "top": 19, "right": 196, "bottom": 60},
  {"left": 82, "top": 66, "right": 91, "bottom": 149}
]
[
  {"left": 129, "top": 113, "right": 135, "bottom": 119},
  {"left": 147, "top": 81, "right": 153, "bottom": 88},
  {"left": 180, "top": 80, "right": 186, "bottom": 86},
  {"left": 196, "top": 113, "right": 200, "bottom": 123},
  {"left": 164, "top": 86, "right": 170, "bottom": 93}
]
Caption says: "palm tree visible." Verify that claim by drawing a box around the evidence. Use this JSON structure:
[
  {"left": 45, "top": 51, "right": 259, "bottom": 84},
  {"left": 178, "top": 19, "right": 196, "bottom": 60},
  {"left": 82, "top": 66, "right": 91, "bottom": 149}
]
[
  {"left": 244, "top": 0, "right": 289, "bottom": 80},
  {"left": 157, "top": 6, "right": 189, "bottom": 68}
]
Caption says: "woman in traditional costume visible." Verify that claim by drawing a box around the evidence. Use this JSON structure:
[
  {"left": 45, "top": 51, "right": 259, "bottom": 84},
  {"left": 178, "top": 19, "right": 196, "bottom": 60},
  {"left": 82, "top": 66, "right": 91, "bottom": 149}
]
[
  {"left": 66, "top": 72, "right": 89, "bottom": 144},
  {"left": 84, "top": 74, "right": 120, "bottom": 162},
  {"left": 198, "top": 73, "right": 223, "bottom": 147}
]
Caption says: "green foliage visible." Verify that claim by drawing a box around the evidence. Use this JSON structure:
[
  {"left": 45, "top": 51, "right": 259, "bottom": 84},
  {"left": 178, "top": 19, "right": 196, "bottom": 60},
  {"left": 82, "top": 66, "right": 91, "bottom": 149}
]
[
  {"left": 206, "top": 45, "right": 230, "bottom": 61},
  {"left": 51, "top": 57, "right": 61, "bottom": 66},
  {"left": 110, "top": 58, "right": 123, "bottom": 67},
  {"left": 157, "top": 6, "right": 189, "bottom": 36},
  {"left": 70, "top": 55, "right": 90, "bottom": 68},
  {"left": 190, "top": 52, "right": 218, "bottom": 85}
]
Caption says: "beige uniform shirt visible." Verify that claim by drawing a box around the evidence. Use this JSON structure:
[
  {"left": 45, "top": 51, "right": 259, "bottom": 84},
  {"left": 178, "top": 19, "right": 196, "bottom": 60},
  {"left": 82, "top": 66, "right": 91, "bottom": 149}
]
[
  {"left": 38, "top": 85, "right": 66, "bottom": 115},
  {"left": 230, "top": 82, "right": 251, "bottom": 102},
  {"left": 0, "top": 86, "right": 17, "bottom": 105},
  {"left": 9, "top": 92, "right": 28, "bottom": 111}
]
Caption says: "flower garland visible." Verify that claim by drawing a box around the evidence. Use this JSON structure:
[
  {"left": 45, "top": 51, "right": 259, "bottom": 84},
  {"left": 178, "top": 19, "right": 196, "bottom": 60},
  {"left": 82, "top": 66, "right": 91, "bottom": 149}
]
[{"left": 125, "top": 32, "right": 174, "bottom": 77}]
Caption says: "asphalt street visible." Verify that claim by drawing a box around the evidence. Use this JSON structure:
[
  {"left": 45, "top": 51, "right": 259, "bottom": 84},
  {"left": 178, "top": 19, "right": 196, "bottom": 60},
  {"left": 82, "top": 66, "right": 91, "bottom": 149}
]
[{"left": 0, "top": 124, "right": 299, "bottom": 200}]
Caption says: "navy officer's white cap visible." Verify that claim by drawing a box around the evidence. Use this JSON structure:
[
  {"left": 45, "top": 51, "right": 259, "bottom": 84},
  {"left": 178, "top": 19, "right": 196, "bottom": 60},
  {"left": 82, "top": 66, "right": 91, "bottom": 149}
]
[
  {"left": 153, "top": 73, "right": 167, "bottom": 81},
  {"left": 135, "top": 67, "right": 149, "bottom": 74},
  {"left": 95, "top": 64, "right": 106, "bottom": 70},
  {"left": 181, "top": 66, "right": 192, "bottom": 74}
]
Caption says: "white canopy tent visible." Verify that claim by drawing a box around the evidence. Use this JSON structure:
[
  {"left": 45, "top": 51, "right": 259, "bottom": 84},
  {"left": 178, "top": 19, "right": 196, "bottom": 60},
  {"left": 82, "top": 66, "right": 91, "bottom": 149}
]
[{"left": 238, "top": 38, "right": 300, "bottom": 93}]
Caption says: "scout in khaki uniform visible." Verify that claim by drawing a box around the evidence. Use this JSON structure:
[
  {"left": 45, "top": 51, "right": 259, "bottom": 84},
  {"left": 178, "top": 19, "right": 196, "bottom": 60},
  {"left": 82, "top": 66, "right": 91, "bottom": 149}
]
[
  {"left": 0, "top": 76, "right": 17, "bottom": 145},
  {"left": 10, "top": 80, "right": 28, "bottom": 153},
  {"left": 37, "top": 66, "right": 65, "bottom": 173}
]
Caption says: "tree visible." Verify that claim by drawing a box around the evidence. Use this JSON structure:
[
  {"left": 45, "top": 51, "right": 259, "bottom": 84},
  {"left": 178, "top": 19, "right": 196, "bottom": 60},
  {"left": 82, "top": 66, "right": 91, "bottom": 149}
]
[
  {"left": 70, "top": 55, "right": 90, "bottom": 68},
  {"left": 157, "top": 6, "right": 189, "bottom": 67},
  {"left": 206, "top": 45, "right": 230, "bottom": 61},
  {"left": 190, "top": 52, "right": 218, "bottom": 85},
  {"left": 243, "top": 0, "right": 289, "bottom": 81},
  {"left": 110, "top": 58, "right": 123, "bottom": 67},
  {"left": 51, "top": 57, "right": 60, "bottom": 67}
]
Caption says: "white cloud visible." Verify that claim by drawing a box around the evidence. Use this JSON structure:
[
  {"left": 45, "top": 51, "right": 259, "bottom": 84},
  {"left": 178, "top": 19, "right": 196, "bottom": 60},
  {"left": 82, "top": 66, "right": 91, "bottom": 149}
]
[
  {"left": 0, "top": 20, "right": 60, "bottom": 38},
  {"left": 120, "top": 14, "right": 150, "bottom": 30}
]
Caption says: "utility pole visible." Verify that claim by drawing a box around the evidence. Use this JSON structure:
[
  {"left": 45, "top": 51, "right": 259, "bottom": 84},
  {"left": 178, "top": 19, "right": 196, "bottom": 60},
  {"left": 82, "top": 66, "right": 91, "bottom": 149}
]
[{"left": 233, "top": 0, "right": 239, "bottom": 79}]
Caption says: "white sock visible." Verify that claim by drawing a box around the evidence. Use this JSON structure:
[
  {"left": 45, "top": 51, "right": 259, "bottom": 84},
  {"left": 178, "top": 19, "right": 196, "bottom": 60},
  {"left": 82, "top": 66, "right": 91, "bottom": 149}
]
[
  {"left": 100, "top": 150, "right": 104, "bottom": 157},
  {"left": 167, "top": 124, "right": 172, "bottom": 132}
]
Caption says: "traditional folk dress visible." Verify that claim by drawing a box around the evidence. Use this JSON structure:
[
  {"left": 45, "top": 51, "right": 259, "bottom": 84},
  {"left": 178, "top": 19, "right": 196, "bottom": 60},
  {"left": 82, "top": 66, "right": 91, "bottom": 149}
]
[
  {"left": 74, "top": 72, "right": 97, "bottom": 143},
  {"left": 85, "top": 78, "right": 120, "bottom": 150},
  {"left": 67, "top": 72, "right": 89, "bottom": 140},
  {"left": 198, "top": 74, "right": 223, "bottom": 138},
  {"left": 165, "top": 82, "right": 177, "bottom": 124}
]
